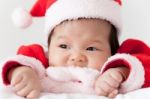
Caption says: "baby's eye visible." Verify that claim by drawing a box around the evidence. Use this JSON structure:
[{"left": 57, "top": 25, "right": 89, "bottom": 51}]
[
  {"left": 59, "top": 44, "right": 69, "bottom": 49},
  {"left": 86, "top": 47, "right": 98, "bottom": 51}
]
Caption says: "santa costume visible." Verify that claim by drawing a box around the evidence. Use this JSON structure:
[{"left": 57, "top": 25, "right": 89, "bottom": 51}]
[{"left": 1, "top": 0, "right": 150, "bottom": 94}]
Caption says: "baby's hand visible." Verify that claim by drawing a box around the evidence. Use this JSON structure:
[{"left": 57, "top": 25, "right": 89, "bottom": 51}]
[
  {"left": 95, "top": 67, "right": 129, "bottom": 98},
  {"left": 9, "top": 66, "right": 42, "bottom": 99}
]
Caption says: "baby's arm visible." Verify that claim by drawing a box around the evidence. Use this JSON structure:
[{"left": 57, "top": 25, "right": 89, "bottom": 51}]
[
  {"left": 8, "top": 66, "right": 42, "bottom": 98},
  {"left": 2, "top": 44, "right": 48, "bottom": 85},
  {"left": 95, "top": 67, "right": 129, "bottom": 98},
  {"left": 1, "top": 44, "right": 48, "bottom": 98}
]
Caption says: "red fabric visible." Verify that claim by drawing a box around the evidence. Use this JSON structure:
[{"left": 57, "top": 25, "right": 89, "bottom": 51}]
[
  {"left": 30, "top": 0, "right": 57, "bottom": 17},
  {"left": 2, "top": 44, "right": 49, "bottom": 85},
  {"left": 17, "top": 44, "right": 49, "bottom": 68},
  {"left": 30, "top": 0, "right": 47, "bottom": 16},
  {"left": 101, "top": 58, "right": 132, "bottom": 84},
  {"left": 46, "top": 0, "right": 57, "bottom": 9},
  {"left": 118, "top": 39, "right": 150, "bottom": 87},
  {"left": 115, "top": 0, "right": 122, "bottom": 5},
  {"left": 133, "top": 54, "right": 150, "bottom": 87},
  {"left": 118, "top": 39, "right": 150, "bottom": 55},
  {"left": 105, "top": 39, "right": 150, "bottom": 88},
  {"left": 2, "top": 61, "right": 21, "bottom": 85},
  {"left": 102, "top": 59, "right": 131, "bottom": 75},
  {"left": 30, "top": 0, "right": 120, "bottom": 17}
]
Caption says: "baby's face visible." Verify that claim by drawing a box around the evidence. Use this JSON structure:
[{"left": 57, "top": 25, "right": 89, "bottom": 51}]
[{"left": 48, "top": 19, "right": 111, "bottom": 70}]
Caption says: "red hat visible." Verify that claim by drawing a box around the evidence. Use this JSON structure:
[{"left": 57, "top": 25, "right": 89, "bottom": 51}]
[{"left": 12, "top": 0, "right": 122, "bottom": 36}]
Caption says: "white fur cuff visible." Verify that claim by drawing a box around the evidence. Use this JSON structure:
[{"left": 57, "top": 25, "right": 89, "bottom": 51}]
[
  {"left": 1, "top": 55, "right": 46, "bottom": 79},
  {"left": 101, "top": 54, "right": 145, "bottom": 93}
]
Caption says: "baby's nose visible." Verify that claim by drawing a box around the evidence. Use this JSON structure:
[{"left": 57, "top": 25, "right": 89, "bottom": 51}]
[{"left": 70, "top": 53, "right": 86, "bottom": 63}]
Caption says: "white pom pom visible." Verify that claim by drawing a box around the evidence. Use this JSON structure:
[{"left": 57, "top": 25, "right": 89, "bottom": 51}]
[{"left": 12, "top": 7, "right": 32, "bottom": 28}]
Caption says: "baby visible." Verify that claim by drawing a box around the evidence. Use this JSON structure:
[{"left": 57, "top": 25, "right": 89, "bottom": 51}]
[
  {"left": 2, "top": 0, "right": 150, "bottom": 99},
  {"left": 8, "top": 19, "right": 129, "bottom": 98}
]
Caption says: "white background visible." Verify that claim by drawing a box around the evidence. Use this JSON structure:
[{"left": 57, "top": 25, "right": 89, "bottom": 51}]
[{"left": 0, "top": 0, "right": 150, "bottom": 60}]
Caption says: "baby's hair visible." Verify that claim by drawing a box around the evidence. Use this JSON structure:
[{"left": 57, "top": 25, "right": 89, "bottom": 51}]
[
  {"left": 109, "top": 25, "right": 119, "bottom": 55},
  {"left": 47, "top": 19, "right": 119, "bottom": 55}
]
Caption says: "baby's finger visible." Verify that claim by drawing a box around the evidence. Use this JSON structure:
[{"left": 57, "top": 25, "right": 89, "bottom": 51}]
[
  {"left": 110, "top": 71, "right": 123, "bottom": 83},
  {"left": 107, "top": 74, "right": 121, "bottom": 88},
  {"left": 16, "top": 84, "right": 33, "bottom": 97},
  {"left": 98, "top": 80, "right": 114, "bottom": 94},
  {"left": 95, "top": 86, "right": 107, "bottom": 96},
  {"left": 13, "top": 78, "right": 27, "bottom": 91},
  {"left": 108, "top": 89, "right": 118, "bottom": 98},
  {"left": 11, "top": 75, "right": 23, "bottom": 86},
  {"left": 95, "top": 81, "right": 114, "bottom": 96},
  {"left": 27, "top": 90, "right": 40, "bottom": 99}
]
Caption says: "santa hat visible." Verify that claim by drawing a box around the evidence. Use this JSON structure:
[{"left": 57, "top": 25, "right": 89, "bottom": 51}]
[{"left": 12, "top": 0, "right": 122, "bottom": 36}]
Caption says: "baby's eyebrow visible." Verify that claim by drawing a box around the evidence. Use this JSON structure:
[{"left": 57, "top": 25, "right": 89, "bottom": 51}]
[
  {"left": 57, "top": 36, "right": 67, "bottom": 40},
  {"left": 90, "top": 40, "right": 103, "bottom": 44},
  {"left": 56, "top": 36, "right": 71, "bottom": 42}
]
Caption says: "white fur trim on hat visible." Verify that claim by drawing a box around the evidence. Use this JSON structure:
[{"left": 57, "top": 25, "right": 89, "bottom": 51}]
[
  {"left": 45, "top": 0, "right": 122, "bottom": 36},
  {"left": 12, "top": 7, "right": 32, "bottom": 28}
]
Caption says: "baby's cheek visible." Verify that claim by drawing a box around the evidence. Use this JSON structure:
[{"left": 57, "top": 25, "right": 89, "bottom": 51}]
[
  {"left": 49, "top": 54, "right": 67, "bottom": 66},
  {"left": 88, "top": 58, "right": 107, "bottom": 70},
  {"left": 48, "top": 55, "right": 58, "bottom": 66}
]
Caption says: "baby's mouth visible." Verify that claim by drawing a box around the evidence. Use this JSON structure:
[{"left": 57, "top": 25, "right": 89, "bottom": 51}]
[{"left": 71, "top": 80, "right": 82, "bottom": 83}]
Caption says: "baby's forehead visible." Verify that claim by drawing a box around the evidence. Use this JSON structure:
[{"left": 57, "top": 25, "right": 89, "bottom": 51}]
[
  {"left": 50, "top": 19, "right": 111, "bottom": 42},
  {"left": 53, "top": 19, "right": 111, "bottom": 34},
  {"left": 59, "top": 18, "right": 110, "bottom": 26},
  {"left": 53, "top": 33, "right": 109, "bottom": 46}
]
